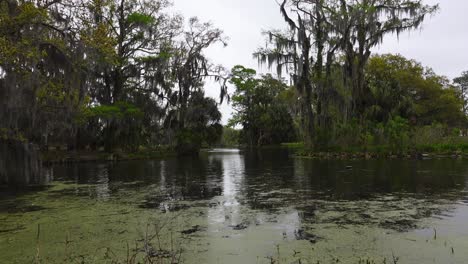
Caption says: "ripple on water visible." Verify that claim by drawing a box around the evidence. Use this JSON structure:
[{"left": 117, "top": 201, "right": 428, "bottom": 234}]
[{"left": 2, "top": 151, "right": 468, "bottom": 263}]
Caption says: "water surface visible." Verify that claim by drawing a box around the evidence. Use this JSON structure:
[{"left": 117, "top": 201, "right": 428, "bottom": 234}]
[{"left": 1, "top": 148, "right": 468, "bottom": 263}]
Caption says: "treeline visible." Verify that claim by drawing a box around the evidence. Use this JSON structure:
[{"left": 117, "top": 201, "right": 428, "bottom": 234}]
[
  {"left": 228, "top": 0, "right": 468, "bottom": 151},
  {"left": 229, "top": 55, "right": 468, "bottom": 150},
  {"left": 2, "top": 0, "right": 468, "bottom": 156},
  {"left": 0, "top": 0, "right": 228, "bottom": 155}
]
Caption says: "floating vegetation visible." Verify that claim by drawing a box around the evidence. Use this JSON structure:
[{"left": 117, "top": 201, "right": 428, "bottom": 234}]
[
  {"left": 1, "top": 156, "right": 468, "bottom": 263},
  {"left": 181, "top": 225, "right": 205, "bottom": 235},
  {"left": 293, "top": 229, "right": 321, "bottom": 244}
]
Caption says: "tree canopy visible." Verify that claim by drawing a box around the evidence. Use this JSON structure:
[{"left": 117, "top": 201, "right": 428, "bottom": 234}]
[
  {"left": 255, "top": 0, "right": 439, "bottom": 148},
  {"left": 0, "top": 0, "right": 227, "bottom": 154},
  {"left": 229, "top": 65, "right": 296, "bottom": 146},
  {"left": 1, "top": 0, "right": 467, "bottom": 155},
  {"left": 366, "top": 54, "right": 465, "bottom": 127}
]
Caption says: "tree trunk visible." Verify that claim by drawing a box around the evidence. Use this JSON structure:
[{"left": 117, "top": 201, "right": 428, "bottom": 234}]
[
  {"left": 301, "top": 95, "right": 314, "bottom": 149},
  {"left": 0, "top": 139, "right": 46, "bottom": 186}
]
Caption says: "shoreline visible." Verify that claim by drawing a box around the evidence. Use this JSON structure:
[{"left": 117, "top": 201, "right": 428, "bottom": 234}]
[
  {"left": 40, "top": 146, "right": 468, "bottom": 165},
  {"left": 281, "top": 142, "right": 468, "bottom": 160},
  {"left": 40, "top": 149, "right": 177, "bottom": 165},
  {"left": 293, "top": 150, "right": 468, "bottom": 160}
]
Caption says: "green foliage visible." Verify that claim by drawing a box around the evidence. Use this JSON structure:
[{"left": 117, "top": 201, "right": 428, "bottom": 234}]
[
  {"left": 86, "top": 102, "right": 144, "bottom": 120},
  {"left": 79, "top": 102, "right": 146, "bottom": 151},
  {"left": 366, "top": 54, "right": 466, "bottom": 127},
  {"left": 384, "top": 116, "right": 410, "bottom": 151},
  {"left": 1, "top": 0, "right": 466, "bottom": 159},
  {"left": 174, "top": 91, "right": 223, "bottom": 155},
  {"left": 219, "top": 127, "right": 240, "bottom": 147},
  {"left": 326, "top": 116, "right": 411, "bottom": 153},
  {"left": 81, "top": 23, "right": 117, "bottom": 64},
  {"left": 0, "top": 0, "right": 228, "bottom": 154},
  {"left": 256, "top": 0, "right": 438, "bottom": 148},
  {"left": 175, "top": 128, "right": 203, "bottom": 155},
  {"left": 332, "top": 119, "right": 370, "bottom": 150},
  {"left": 0, "top": 128, "right": 26, "bottom": 142},
  {"left": 0, "top": 0, "right": 89, "bottom": 148},
  {"left": 229, "top": 65, "right": 296, "bottom": 146},
  {"left": 127, "top": 12, "right": 154, "bottom": 25},
  {"left": 454, "top": 71, "right": 468, "bottom": 116},
  {"left": 175, "top": 122, "right": 221, "bottom": 155}
]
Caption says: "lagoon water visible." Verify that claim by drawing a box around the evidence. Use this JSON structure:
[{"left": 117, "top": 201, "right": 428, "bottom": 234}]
[{"left": 1, "top": 148, "right": 468, "bottom": 263}]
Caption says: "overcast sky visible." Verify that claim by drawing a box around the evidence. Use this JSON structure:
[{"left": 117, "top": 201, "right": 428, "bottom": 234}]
[{"left": 173, "top": 0, "right": 468, "bottom": 124}]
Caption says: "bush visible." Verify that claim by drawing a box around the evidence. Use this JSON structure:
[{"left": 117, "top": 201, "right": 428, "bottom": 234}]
[
  {"left": 384, "top": 116, "right": 410, "bottom": 151},
  {"left": 175, "top": 129, "right": 203, "bottom": 155}
]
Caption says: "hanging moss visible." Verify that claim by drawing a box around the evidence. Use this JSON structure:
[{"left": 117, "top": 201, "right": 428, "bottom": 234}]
[{"left": 0, "top": 139, "right": 44, "bottom": 186}]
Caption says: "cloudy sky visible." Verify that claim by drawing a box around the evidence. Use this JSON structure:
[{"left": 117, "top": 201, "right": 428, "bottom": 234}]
[{"left": 173, "top": 0, "right": 468, "bottom": 124}]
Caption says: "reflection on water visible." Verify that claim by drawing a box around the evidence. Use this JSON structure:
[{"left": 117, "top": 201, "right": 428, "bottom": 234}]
[
  {"left": 207, "top": 151, "right": 244, "bottom": 224},
  {"left": 45, "top": 149, "right": 468, "bottom": 206},
  {"left": 1, "top": 148, "right": 468, "bottom": 263}
]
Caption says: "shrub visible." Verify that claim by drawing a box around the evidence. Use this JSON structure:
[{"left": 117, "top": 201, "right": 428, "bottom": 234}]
[{"left": 384, "top": 116, "right": 410, "bottom": 152}]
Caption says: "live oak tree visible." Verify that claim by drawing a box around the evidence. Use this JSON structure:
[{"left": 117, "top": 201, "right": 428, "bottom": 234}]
[
  {"left": 78, "top": 0, "right": 182, "bottom": 151},
  {"left": 366, "top": 54, "right": 465, "bottom": 127},
  {"left": 0, "top": 0, "right": 85, "bottom": 147}
]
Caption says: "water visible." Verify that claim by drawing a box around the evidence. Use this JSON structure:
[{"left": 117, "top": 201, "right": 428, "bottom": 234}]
[{"left": 1, "top": 148, "right": 468, "bottom": 263}]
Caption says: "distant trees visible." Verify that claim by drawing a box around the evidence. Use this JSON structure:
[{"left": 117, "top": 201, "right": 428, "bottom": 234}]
[
  {"left": 219, "top": 127, "right": 240, "bottom": 147},
  {"left": 229, "top": 65, "right": 296, "bottom": 146}
]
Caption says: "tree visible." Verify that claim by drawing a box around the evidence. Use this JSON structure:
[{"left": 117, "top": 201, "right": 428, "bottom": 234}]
[
  {"left": 219, "top": 127, "right": 240, "bottom": 147},
  {"left": 255, "top": 0, "right": 438, "bottom": 148},
  {"left": 454, "top": 71, "right": 468, "bottom": 115},
  {"left": 0, "top": 0, "right": 86, "bottom": 147},
  {"left": 174, "top": 90, "right": 223, "bottom": 155},
  {"left": 334, "top": 0, "right": 438, "bottom": 116},
  {"left": 164, "top": 17, "right": 228, "bottom": 154},
  {"left": 254, "top": 0, "right": 328, "bottom": 147},
  {"left": 366, "top": 54, "right": 420, "bottom": 122},
  {"left": 229, "top": 65, "right": 296, "bottom": 146},
  {"left": 1, "top": 0, "right": 229, "bottom": 157},
  {"left": 78, "top": 0, "right": 181, "bottom": 151},
  {"left": 366, "top": 54, "right": 466, "bottom": 127}
]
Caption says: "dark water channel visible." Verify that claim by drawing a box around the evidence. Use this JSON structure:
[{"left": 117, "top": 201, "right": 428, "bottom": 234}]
[{"left": 1, "top": 148, "right": 468, "bottom": 263}]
